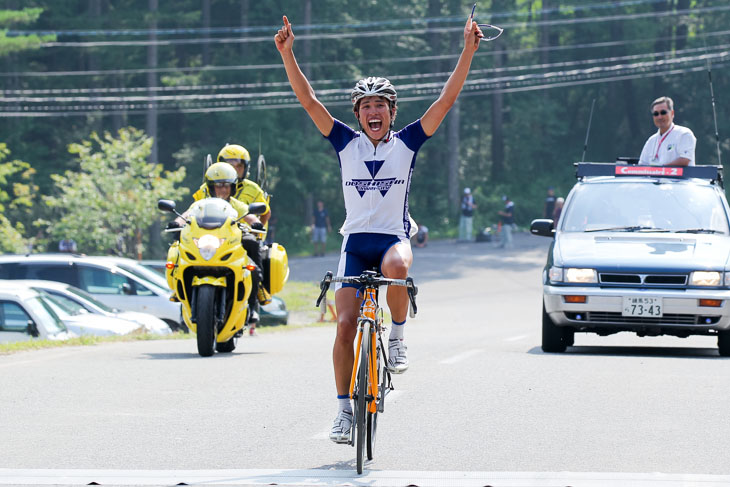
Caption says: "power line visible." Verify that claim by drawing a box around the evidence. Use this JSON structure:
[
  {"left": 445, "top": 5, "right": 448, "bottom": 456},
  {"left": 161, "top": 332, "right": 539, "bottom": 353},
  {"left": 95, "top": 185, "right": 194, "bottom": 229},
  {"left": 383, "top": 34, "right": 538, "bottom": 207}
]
[
  {"left": 37, "top": 5, "right": 730, "bottom": 48},
  {"left": 5, "top": 27, "right": 730, "bottom": 79},
  {"left": 3, "top": 52, "right": 726, "bottom": 116},
  {"left": 2, "top": 0, "right": 672, "bottom": 38}
]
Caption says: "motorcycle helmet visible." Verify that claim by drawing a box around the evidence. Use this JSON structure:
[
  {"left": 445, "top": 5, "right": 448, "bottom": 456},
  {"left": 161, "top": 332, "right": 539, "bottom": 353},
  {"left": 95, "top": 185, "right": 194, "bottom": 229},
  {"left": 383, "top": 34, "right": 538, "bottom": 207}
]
[
  {"left": 351, "top": 77, "right": 398, "bottom": 127},
  {"left": 217, "top": 144, "right": 251, "bottom": 180},
  {"left": 204, "top": 162, "right": 238, "bottom": 198}
]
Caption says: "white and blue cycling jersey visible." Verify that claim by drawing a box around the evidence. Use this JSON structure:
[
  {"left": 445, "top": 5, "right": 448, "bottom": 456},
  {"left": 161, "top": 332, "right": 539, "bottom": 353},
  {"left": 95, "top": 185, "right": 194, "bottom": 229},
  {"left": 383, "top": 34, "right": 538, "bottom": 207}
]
[{"left": 326, "top": 118, "right": 430, "bottom": 239}]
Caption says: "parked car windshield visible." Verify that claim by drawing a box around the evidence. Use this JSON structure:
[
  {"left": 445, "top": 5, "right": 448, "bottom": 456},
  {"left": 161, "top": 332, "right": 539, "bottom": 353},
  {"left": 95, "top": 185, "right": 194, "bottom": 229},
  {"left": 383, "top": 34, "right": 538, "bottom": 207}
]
[
  {"left": 56, "top": 285, "right": 116, "bottom": 313},
  {"left": 24, "top": 296, "right": 67, "bottom": 334},
  {"left": 41, "top": 291, "right": 90, "bottom": 316},
  {"left": 561, "top": 181, "right": 730, "bottom": 234},
  {"left": 114, "top": 263, "right": 170, "bottom": 291}
]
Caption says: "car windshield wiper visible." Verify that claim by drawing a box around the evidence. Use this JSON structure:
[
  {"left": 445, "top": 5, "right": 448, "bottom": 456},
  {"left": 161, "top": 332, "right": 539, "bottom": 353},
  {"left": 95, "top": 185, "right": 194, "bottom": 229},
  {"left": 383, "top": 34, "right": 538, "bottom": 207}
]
[
  {"left": 674, "top": 228, "right": 724, "bottom": 234},
  {"left": 584, "top": 226, "right": 670, "bottom": 233}
]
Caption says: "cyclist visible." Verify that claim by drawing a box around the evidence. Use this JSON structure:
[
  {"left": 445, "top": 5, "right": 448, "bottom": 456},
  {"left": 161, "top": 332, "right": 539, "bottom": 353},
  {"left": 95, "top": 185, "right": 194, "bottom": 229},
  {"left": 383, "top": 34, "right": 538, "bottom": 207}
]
[
  {"left": 194, "top": 144, "right": 273, "bottom": 331},
  {"left": 275, "top": 12, "right": 484, "bottom": 443},
  {"left": 176, "top": 162, "right": 266, "bottom": 329}
]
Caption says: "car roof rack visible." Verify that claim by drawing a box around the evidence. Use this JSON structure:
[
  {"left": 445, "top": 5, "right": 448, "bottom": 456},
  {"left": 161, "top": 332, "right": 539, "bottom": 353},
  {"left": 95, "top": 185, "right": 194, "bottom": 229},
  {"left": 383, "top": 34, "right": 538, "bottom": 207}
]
[{"left": 575, "top": 162, "right": 724, "bottom": 188}]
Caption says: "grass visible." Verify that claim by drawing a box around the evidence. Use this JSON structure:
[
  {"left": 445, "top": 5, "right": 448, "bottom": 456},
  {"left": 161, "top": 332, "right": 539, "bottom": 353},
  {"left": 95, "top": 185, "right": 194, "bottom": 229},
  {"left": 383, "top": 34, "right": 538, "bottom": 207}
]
[{"left": 0, "top": 280, "right": 334, "bottom": 354}]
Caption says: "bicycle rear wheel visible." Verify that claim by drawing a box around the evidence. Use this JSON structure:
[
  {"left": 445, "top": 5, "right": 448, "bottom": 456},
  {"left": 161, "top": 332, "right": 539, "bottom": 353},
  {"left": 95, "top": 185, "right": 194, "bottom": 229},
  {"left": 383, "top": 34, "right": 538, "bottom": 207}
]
[{"left": 355, "top": 329, "right": 369, "bottom": 474}]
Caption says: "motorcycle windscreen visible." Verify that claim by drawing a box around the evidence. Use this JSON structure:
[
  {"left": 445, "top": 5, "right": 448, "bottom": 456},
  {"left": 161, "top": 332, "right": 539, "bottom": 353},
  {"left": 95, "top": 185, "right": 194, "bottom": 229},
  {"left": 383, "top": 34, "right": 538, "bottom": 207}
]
[{"left": 188, "top": 198, "right": 239, "bottom": 229}]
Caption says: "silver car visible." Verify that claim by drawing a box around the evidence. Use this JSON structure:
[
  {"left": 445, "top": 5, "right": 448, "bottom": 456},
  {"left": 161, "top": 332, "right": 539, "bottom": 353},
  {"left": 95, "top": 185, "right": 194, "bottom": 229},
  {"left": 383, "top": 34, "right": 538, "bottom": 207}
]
[
  {"left": 0, "top": 287, "right": 76, "bottom": 343},
  {"left": 531, "top": 163, "right": 730, "bottom": 355},
  {"left": 0, "top": 254, "right": 183, "bottom": 332}
]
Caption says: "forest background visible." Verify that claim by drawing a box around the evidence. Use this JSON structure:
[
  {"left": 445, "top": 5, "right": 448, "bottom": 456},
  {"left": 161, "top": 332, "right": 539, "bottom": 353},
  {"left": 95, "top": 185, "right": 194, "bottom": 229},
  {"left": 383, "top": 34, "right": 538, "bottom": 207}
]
[{"left": 1, "top": 0, "right": 728, "bottom": 258}]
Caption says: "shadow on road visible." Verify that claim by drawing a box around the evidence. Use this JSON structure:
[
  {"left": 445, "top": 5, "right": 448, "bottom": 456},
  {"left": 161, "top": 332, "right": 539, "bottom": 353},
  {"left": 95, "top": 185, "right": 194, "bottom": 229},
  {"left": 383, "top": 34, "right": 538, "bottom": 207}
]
[
  {"left": 140, "top": 351, "right": 266, "bottom": 360},
  {"left": 528, "top": 345, "right": 724, "bottom": 359}
]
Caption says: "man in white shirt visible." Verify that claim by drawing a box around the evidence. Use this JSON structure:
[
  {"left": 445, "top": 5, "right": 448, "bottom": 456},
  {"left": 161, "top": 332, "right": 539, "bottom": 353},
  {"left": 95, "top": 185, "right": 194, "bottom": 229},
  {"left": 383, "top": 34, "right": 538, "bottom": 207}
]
[{"left": 639, "top": 96, "right": 696, "bottom": 166}]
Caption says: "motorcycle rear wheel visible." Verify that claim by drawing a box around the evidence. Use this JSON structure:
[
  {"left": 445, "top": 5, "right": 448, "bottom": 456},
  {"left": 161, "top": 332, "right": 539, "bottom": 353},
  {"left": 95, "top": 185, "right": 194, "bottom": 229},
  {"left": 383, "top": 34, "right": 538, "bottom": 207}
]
[{"left": 196, "top": 285, "right": 217, "bottom": 357}]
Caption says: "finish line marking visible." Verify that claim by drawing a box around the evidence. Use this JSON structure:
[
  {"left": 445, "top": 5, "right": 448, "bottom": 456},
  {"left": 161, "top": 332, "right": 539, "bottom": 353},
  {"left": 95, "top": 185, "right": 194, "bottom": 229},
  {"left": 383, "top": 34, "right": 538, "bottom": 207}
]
[{"left": 2, "top": 469, "right": 730, "bottom": 486}]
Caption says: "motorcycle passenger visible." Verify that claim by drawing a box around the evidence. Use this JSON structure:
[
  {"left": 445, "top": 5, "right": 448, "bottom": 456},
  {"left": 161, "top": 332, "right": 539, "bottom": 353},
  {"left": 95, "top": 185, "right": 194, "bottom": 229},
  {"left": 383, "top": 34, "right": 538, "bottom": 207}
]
[
  {"left": 177, "top": 162, "right": 266, "bottom": 330},
  {"left": 276, "top": 12, "right": 484, "bottom": 444}
]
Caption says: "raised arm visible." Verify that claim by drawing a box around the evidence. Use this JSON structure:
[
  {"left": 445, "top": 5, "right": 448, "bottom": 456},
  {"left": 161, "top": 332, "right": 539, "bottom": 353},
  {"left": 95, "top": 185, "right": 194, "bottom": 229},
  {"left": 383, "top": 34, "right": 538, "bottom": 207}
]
[
  {"left": 275, "top": 15, "right": 334, "bottom": 137},
  {"left": 420, "top": 14, "right": 483, "bottom": 137}
]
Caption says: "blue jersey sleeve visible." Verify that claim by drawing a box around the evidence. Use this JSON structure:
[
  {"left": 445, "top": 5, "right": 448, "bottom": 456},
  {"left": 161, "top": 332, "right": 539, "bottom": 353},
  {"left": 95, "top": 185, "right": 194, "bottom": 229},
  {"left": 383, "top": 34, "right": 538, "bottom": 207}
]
[
  {"left": 395, "top": 119, "right": 430, "bottom": 153},
  {"left": 325, "top": 119, "right": 357, "bottom": 153}
]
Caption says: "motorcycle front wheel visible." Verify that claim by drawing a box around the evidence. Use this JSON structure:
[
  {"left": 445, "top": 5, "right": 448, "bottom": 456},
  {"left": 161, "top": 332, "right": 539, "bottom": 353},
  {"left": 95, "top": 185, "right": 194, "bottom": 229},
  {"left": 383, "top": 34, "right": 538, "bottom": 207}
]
[{"left": 195, "top": 285, "right": 217, "bottom": 357}]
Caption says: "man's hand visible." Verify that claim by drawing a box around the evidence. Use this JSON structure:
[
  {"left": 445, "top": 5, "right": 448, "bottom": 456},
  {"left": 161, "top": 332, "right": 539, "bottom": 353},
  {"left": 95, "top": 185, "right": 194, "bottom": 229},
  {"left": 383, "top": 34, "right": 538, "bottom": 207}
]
[
  {"left": 166, "top": 221, "right": 181, "bottom": 230},
  {"left": 274, "top": 15, "right": 294, "bottom": 53},
  {"left": 464, "top": 14, "right": 483, "bottom": 52}
]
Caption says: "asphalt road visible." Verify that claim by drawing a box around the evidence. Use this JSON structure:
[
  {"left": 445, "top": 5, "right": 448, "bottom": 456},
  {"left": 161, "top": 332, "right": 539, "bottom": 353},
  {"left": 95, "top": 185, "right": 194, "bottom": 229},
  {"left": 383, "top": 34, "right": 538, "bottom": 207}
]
[{"left": 3, "top": 233, "right": 730, "bottom": 485}]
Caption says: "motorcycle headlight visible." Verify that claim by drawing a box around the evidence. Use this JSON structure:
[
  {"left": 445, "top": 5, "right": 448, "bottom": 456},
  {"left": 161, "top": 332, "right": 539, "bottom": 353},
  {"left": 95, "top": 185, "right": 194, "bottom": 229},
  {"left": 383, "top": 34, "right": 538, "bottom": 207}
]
[
  {"left": 194, "top": 234, "right": 224, "bottom": 261},
  {"left": 690, "top": 271, "right": 721, "bottom": 286}
]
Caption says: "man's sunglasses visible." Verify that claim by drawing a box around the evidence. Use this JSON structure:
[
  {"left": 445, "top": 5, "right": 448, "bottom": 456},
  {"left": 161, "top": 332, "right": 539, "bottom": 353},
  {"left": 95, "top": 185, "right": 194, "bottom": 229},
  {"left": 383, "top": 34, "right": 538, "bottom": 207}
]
[{"left": 652, "top": 109, "right": 669, "bottom": 117}]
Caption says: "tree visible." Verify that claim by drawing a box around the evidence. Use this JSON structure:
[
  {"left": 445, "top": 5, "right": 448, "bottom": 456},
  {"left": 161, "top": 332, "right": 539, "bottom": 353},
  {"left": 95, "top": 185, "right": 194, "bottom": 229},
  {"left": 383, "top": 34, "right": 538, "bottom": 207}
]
[
  {"left": 0, "top": 8, "right": 55, "bottom": 57},
  {"left": 0, "top": 143, "right": 35, "bottom": 253},
  {"left": 40, "top": 127, "right": 188, "bottom": 257}
]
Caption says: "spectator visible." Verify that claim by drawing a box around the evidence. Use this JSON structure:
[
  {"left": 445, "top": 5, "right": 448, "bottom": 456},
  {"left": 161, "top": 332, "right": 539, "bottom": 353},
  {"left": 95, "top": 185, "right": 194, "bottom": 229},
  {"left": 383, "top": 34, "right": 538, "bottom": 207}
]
[
  {"left": 497, "top": 195, "right": 515, "bottom": 249},
  {"left": 552, "top": 197, "right": 565, "bottom": 222},
  {"left": 543, "top": 187, "right": 556, "bottom": 219},
  {"left": 312, "top": 200, "right": 332, "bottom": 257},
  {"left": 413, "top": 224, "right": 429, "bottom": 248},
  {"left": 458, "top": 187, "right": 477, "bottom": 241},
  {"left": 58, "top": 238, "right": 77, "bottom": 253}
]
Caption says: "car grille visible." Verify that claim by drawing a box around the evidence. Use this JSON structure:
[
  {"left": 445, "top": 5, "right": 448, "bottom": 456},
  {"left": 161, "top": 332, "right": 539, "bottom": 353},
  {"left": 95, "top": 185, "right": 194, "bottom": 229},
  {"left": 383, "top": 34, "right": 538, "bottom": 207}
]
[
  {"left": 566, "top": 311, "right": 719, "bottom": 325},
  {"left": 599, "top": 272, "right": 687, "bottom": 286}
]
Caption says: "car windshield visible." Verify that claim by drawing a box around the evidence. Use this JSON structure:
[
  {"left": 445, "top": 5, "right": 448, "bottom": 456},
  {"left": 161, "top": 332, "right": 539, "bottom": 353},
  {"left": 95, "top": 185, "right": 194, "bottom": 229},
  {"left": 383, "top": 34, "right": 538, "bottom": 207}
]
[
  {"left": 57, "top": 286, "right": 116, "bottom": 313},
  {"left": 39, "top": 291, "right": 88, "bottom": 317},
  {"left": 24, "top": 296, "right": 67, "bottom": 334},
  {"left": 561, "top": 181, "right": 730, "bottom": 234},
  {"left": 188, "top": 198, "right": 238, "bottom": 229}
]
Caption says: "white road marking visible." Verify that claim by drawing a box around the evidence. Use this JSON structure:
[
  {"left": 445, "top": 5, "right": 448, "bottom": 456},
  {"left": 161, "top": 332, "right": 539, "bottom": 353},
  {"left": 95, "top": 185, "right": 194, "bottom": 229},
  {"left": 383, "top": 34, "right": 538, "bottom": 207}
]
[
  {"left": 439, "top": 349, "right": 482, "bottom": 364},
  {"left": 2, "top": 468, "right": 730, "bottom": 486},
  {"left": 503, "top": 334, "right": 530, "bottom": 342}
]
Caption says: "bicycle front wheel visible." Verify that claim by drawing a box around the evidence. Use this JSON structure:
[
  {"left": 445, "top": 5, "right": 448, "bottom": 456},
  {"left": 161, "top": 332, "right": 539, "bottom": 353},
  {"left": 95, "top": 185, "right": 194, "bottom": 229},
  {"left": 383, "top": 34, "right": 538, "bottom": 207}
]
[
  {"left": 355, "top": 329, "right": 369, "bottom": 474},
  {"left": 366, "top": 335, "right": 381, "bottom": 460}
]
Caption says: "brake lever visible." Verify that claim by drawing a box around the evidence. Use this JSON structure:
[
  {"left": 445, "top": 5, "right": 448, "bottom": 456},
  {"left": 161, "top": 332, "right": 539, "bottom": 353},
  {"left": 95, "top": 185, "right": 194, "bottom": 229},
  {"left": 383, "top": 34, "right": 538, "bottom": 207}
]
[
  {"left": 315, "top": 271, "right": 333, "bottom": 307},
  {"left": 406, "top": 277, "right": 418, "bottom": 316}
]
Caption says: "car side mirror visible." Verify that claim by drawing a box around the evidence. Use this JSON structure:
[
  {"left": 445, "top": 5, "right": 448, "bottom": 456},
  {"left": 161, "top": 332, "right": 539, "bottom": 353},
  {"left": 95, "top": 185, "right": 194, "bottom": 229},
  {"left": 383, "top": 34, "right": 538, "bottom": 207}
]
[
  {"left": 530, "top": 219, "right": 555, "bottom": 237},
  {"left": 121, "top": 283, "right": 136, "bottom": 295},
  {"left": 26, "top": 320, "right": 40, "bottom": 337}
]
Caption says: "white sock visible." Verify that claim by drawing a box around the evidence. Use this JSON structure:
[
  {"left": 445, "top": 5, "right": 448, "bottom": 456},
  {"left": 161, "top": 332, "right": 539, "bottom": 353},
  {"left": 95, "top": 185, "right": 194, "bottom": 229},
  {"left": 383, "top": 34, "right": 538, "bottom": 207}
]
[
  {"left": 337, "top": 395, "right": 352, "bottom": 413},
  {"left": 389, "top": 319, "right": 405, "bottom": 340}
]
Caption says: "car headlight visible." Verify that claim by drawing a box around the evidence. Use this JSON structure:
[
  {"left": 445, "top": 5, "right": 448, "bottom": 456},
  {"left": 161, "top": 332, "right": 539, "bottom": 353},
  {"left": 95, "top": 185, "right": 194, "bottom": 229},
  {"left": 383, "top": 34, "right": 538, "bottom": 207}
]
[
  {"left": 565, "top": 268, "right": 598, "bottom": 283},
  {"left": 193, "top": 234, "right": 224, "bottom": 261},
  {"left": 690, "top": 271, "right": 722, "bottom": 286},
  {"left": 548, "top": 267, "right": 597, "bottom": 283}
]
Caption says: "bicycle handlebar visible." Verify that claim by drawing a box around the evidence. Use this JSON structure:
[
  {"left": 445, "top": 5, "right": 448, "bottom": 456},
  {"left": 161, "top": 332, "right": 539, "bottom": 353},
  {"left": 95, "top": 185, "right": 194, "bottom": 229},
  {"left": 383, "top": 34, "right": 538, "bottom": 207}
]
[{"left": 315, "top": 270, "right": 418, "bottom": 315}]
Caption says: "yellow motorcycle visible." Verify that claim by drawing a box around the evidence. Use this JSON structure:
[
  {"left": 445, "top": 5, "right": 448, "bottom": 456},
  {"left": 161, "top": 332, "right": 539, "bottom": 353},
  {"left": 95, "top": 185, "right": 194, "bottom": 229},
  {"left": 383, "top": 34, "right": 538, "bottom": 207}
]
[{"left": 158, "top": 197, "right": 267, "bottom": 356}]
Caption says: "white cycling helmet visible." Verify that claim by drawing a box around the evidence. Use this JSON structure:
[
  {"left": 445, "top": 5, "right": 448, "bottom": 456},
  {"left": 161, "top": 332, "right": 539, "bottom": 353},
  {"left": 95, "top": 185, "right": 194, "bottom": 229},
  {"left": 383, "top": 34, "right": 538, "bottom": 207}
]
[{"left": 351, "top": 77, "right": 398, "bottom": 127}]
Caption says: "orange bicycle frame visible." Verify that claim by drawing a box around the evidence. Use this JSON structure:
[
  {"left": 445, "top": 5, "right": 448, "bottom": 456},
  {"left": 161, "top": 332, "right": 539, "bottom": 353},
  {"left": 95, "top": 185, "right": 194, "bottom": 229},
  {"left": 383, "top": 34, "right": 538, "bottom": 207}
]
[{"left": 349, "top": 286, "right": 379, "bottom": 414}]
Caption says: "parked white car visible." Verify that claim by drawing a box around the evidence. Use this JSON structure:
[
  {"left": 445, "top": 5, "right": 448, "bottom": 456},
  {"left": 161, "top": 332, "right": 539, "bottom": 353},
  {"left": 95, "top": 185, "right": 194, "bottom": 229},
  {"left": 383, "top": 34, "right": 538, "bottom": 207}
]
[
  {"left": 0, "top": 287, "right": 76, "bottom": 343},
  {"left": 1, "top": 280, "right": 171, "bottom": 335},
  {"left": 0, "top": 254, "right": 183, "bottom": 332}
]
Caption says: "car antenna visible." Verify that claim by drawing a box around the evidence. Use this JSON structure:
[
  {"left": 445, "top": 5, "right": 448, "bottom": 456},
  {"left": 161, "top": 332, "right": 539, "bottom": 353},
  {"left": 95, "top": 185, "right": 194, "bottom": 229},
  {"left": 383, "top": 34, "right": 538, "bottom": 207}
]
[
  {"left": 581, "top": 98, "right": 596, "bottom": 162},
  {"left": 707, "top": 59, "right": 722, "bottom": 165}
]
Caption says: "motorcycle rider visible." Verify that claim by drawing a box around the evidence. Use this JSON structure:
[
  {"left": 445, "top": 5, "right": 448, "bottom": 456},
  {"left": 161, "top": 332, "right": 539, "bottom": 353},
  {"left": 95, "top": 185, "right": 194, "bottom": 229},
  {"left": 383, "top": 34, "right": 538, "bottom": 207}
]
[
  {"left": 193, "top": 145, "right": 273, "bottom": 332},
  {"left": 175, "top": 162, "right": 267, "bottom": 330}
]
